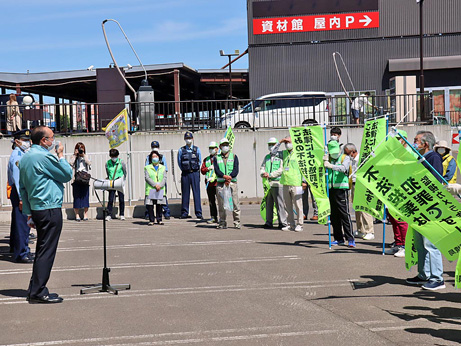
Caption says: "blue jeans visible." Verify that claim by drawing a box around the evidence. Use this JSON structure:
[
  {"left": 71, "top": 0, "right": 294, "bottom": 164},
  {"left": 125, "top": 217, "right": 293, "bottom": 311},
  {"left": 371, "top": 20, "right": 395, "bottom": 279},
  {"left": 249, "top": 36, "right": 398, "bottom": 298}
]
[{"left": 414, "top": 231, "right": 444, "bottom": 282}]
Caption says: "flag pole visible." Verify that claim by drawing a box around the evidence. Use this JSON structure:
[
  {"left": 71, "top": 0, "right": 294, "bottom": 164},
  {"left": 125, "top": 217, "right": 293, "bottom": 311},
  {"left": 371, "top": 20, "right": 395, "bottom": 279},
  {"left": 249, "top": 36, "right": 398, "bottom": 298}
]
[
  {"left": 323, "top": 124, "right": 332, "bottom": 249},
  {"left": 382, "top": 116, "right": 389, "bottom": 255}
]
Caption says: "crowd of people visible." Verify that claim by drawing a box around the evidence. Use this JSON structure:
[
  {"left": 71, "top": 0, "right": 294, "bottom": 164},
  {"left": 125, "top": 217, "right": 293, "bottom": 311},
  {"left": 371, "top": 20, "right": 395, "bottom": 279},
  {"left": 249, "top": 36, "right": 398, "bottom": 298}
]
[{"left": 6, "top": 125, "right": 460, "bottom": 303}]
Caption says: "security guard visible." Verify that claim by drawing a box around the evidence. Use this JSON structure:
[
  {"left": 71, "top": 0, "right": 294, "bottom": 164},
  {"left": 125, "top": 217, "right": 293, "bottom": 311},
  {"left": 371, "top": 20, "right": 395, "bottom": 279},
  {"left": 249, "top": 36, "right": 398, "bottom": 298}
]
[
  {"left": 213, "top": 138, "right": 240, "bottom": 229},
  {"left": 177, "top": 132, "right": 203, "bottom": 219},
  {"left": 201, "top": 141, "right": 219, "bottom": 224},
  {"left": 8, "top": 129, "right": 33, "bottom": 263},
  {"left": 260, "top": 137, "right": 287, "bottom": 229}
]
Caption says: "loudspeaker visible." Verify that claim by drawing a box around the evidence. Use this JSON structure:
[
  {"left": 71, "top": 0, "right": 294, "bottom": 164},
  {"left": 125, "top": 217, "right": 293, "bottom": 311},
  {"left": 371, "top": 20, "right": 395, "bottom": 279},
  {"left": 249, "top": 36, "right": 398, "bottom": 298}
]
[{"left": 93, "top": 178, "right": 124, "bottom": 193}]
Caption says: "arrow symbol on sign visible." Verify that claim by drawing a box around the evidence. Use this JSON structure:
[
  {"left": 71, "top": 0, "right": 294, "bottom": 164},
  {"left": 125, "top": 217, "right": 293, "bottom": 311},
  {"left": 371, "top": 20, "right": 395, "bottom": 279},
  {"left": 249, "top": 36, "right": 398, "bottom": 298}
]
[{"left": 359, "top": 15, "right": 372, "bottom": 27}]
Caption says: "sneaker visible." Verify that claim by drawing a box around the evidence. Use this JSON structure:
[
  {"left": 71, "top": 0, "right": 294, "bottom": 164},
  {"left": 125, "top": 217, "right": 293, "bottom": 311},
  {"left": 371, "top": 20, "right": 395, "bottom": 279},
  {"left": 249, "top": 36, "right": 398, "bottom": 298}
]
[
  {"left": 394, "top": 247, "right": 405, "bottom": 258},
  {"left": 217, "top": 223, "right": 227, "bottom": 229},
  {"left": 331, "top": 240, "right": 345, "bottom": 246},
  {"left": 105, "top": 216, "right": 112, "bottom": 221},
  {"left": 207, "top": 218, "right": 217, "bottom": 224},
  {"left": 422, "top": 281, "right": 446, "bottom": 291},
  {"left": 389, "top": 242, "right": 396, "bottom": 248},
  {"left": 120, "top": 216, "right": 125, "bottom": 221},
  {"left": 294, "top": 225, "right": 303, "bottom": 232},
  {"left": 234, "top": 222, "right": 241, "bottom": 229},
  {"left": 348, "top": 240, "right": 356, "bottom": 248},
  {"left": 281, "top": 226, "right": 292, "bottom": 232},
  {"left": 406, "top": 275, "right": 428, "bottom": 285},
  {"left": 362, "top": 233, "right": 375, "bottom": 240},
  {"left": 75, "top": 217, "right": 81, "bottom": 222},
  {"left": 148, "top": 222, "right": 154, "bottom": 226},
  {"left": 384, "top": 247, "right": 400, "bottom": 255}
]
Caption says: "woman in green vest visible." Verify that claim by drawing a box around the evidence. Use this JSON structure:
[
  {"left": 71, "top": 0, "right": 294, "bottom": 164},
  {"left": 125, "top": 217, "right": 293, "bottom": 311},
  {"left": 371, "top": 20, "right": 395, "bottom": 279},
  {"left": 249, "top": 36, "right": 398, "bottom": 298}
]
[
  {"left": 145, "top": 151, "right": 167, "bottom": 226},
  {"left": 105, "top": 149, "right": 127, "bottom": 221}
]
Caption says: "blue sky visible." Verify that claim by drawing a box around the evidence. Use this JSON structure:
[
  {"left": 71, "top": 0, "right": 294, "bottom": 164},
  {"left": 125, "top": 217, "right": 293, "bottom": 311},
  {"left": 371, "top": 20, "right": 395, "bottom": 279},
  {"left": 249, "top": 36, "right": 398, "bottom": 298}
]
[{"left": 3, "top": 0, "right": 248, "bottom": 73}]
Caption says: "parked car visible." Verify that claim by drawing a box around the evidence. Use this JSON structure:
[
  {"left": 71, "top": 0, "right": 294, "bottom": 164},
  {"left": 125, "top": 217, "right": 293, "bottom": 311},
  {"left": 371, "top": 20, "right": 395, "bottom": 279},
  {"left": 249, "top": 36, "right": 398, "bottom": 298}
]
[{"left": 221, "top": 92, "right": 329, "bottom": 129}]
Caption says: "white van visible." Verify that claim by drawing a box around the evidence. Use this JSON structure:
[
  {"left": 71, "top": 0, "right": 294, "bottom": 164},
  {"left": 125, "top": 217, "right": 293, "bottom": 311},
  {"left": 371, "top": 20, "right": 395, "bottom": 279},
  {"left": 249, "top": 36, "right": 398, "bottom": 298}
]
[{"left": 221, "top": 92, "right": 329, "bottom": 129}]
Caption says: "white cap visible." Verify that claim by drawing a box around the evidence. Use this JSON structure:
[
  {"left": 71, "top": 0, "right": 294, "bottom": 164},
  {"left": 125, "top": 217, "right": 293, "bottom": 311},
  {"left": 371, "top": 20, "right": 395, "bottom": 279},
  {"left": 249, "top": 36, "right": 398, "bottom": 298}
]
[
  {"left": 209, "top": 141, "right": 218, "bottom": 148},
  {"left": 434, "top": 140, "right": 451, "bottom": 151},
  {"left": 268, "top": 137, "right": 278, "bottom": 144},
  {"left": 219, "top": 138, "right": 229, "bottom": 145}
]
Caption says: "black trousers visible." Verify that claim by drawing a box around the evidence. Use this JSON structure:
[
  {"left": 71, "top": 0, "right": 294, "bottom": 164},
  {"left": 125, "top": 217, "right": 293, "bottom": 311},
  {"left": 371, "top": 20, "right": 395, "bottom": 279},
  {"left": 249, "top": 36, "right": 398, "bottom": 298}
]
[
  {"left": 329, "top": 189, "right": 354, "bottom": 242},
  {"left": 146, "top": 203, "right": 163, "bottom": 223},
  {"left": 9, "top": 185, "right": 30, "bottom": 261},
  {"left": 108, "top": 190, "right": 125, "bottom": 216},
  {"left": 206, "top": 184, "right": 218, "bottom": 219},
  {"left": 28, "top": 208, "right": 63, "bottom": 298}
]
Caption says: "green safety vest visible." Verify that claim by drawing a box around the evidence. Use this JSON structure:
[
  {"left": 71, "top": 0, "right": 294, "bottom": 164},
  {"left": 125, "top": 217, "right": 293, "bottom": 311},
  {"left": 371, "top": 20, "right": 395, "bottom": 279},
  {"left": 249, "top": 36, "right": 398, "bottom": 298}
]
[
  {"left": 216, "top": 153, "right": 237, "bottom": 183},
  {"left": 280, "top": 150, "right": 302, "bottom": 186},
  {"left": 264, "top": 154, "right": 282, "bottom": 181},
  {"left": 328, "top": 154, "right": 350, "bottom": 189},
  {"left": 106, "top": 158, "right": 124, "bottom": 180},
  {"left": 144, "top": 164, "right": 166, "bottom": 195},
  {"left": 205, "top": 156, "right": 217, "bottom": 183}
]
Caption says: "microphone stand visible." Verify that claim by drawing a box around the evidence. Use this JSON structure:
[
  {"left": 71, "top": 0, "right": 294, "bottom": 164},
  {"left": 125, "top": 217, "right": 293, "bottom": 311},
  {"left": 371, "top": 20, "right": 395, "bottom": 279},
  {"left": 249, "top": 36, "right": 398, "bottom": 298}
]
[{"left": 81, "top": 187, "right": 130, "bottom": 295}]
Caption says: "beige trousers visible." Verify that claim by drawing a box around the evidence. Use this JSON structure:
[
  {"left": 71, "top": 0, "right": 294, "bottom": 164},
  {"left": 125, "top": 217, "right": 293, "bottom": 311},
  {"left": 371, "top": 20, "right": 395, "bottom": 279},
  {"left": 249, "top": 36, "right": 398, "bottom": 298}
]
[
  {"left": 351, "top": 183, "right": 374, "bottom": 234},
  {"left": 282, "top": 185, "right": 303, "bottom": 228}
]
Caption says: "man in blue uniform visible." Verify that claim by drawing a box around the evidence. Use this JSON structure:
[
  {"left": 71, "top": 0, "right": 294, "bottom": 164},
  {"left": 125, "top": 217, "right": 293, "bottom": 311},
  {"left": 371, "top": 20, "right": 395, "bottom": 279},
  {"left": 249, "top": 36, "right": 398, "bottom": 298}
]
[
  {"left": 8, "top": 129, "right": 33, "bottom": 263},
  {"left": 177, "top": 132, "right": 203, "bottom": 219},
  {"left": 19, "top": 126, "right": 73, "bottom": 303}
]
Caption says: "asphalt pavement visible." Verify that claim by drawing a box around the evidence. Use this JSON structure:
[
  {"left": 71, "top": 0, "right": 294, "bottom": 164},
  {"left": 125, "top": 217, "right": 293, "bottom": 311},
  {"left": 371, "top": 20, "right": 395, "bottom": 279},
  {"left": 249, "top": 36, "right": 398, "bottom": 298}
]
[{"left": 0, "top": 205, "right": 460, "bottom": 346}]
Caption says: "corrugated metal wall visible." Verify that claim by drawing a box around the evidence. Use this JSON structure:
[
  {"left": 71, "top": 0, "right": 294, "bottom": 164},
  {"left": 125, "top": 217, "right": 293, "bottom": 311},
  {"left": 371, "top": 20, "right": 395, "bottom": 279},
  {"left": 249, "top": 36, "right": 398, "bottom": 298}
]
[
  {"left": 248, "top": 35, "right": 461, "bottom": 98},
  {"left": 248, "top": 0, "right": 461, "bottom": 98},
  {"left": 249, "top": 0, "right": 461, "bottom": 44}
]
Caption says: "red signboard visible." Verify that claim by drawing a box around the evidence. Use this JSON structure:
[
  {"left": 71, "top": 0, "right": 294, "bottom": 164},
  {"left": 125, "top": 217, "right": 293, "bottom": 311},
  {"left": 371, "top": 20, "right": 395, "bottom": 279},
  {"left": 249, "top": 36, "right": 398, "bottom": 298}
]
[
  {"left": 453, "top": 132, "right": 460, "bottom": 145},
  {"left": 253, "top": 11, "right": 379, "bottom": 35}
]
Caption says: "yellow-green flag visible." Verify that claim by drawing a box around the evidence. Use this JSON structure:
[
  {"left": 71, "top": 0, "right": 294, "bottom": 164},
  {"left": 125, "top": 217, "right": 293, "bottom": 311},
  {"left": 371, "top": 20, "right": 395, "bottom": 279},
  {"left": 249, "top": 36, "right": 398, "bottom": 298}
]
[
  {"left": 356, "top": 136, "right": 461, "bottom": 285},
  {"left": 260, "top": 178, "right": 278, "bottom": 224},
  {"left": 224, "top": 126, "right": 235, "bottom": 152},
  {"left": 404, "top": 227, "right": 418, "bottom": 271},
  {"left": 353, "top": 118, "right": 387, "bottom": 219},
  {"left": 104, "top": 108, "right": 129, "bottom": 149},
  {"left": 289, "top": 126, "right": 330, "bottom": 224}
]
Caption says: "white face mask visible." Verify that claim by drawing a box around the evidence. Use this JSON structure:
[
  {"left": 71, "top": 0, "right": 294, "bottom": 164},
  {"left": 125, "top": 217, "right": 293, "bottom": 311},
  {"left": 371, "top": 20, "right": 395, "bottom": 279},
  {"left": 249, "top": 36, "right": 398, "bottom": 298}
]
[
  {"left": 436, "top": 148, "right": 446, "bottom": 156},
  {"left": 45, "top": 139, "right": 56, "bottom": 152},
  {"left": 19, "top": 140, "right": 31, "bottom": 152},
  {"left": 331, "top": 135, "right": 339, "bottom": 141},
  {"left": 285, "top": 143, "right": 293, "bottom": 151},
  {"left": 221, "top": 146, "right": 230, "bottom": 154},
  {"left": 209, "top": 148, "right": 217, "bottom": 155},
  {"left": 111, "top": 157, "right": 118, "bottom": 162},
  {"left": 185, "top": 139, "right": 193, "bottom": 146}
]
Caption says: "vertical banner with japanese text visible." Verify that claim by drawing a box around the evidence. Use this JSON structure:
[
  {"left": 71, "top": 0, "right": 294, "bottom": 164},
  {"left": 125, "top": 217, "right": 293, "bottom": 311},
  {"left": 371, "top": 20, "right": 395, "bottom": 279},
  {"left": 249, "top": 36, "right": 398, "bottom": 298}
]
[
  {"left": 353, "top": 118, "right": 387, "bottom": 219},
  {"left": 289, "top": 126, "right": 330, "bottom": 224},
  {"left": 224, "top": 126, "right": 235, "bottom": 152},
  {"left": 356, "top": 137, "right": 461, "bottom": 286}
]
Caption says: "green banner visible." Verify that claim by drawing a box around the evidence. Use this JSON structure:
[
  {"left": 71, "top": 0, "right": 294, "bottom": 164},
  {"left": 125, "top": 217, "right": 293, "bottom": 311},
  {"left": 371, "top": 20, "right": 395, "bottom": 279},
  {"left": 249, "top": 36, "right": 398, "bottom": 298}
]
[
  {"left": 404, "top": 227, "right": 418, "bottom": 271},
  {"left": 457, "top": 251, "right": 461, "bottom": 289},
  {"left": 356, "top": 136, "right": 461, "bottom": 286},
  {"left": 289, "top": 126, "right": 330, "bottom": 224},
  {"left": 260, "top": 178, "right": 278, "bottom": 224},
  {"left": 224, "top": 127, "right": 235, "bottom": 152},
  {"left": 353, "top": 118, "right": 387, "bottom": 219}
]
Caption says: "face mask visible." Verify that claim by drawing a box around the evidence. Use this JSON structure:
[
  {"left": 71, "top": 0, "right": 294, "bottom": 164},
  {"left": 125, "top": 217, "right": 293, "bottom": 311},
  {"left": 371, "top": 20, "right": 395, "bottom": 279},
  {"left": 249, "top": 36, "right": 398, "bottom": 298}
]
[
  {"left": 19, "top": 141, "right": 31, "bottom": 152},
  {"left": 185, "top": 139, "right": 193, "bottom": 146},
  {"left": 111, "top": 157, "right": 118, "bottom": 162},
  {"left": 46, "top": 139, "right": 56, "bottom": 152},
  {"left": 152, "top": 157, "right": 159, "bottom": 164},
  {"left": 209, "top": 148, "right": 217, "bottom": 155},
  {"left": 285, "top": 143, "right": 293, "bottom": 151},
  {"left": 436, "top": 148, "right": 446, "bottom": 156},
  {"left": 221, "top": 146, "right": 230, "bottom": 154},
  {"left": 330, "top": 152, "right": 340, "bottom": 160},
  {"left": 331, "top": 135, "right": 339, "bottom": 141}
]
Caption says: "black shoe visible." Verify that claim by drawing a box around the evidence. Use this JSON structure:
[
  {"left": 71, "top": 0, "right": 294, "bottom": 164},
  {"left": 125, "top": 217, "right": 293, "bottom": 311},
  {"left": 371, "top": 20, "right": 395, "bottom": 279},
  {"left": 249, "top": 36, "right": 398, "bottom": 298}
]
[
  {"left": 263, "top": 224, "right": 273, "bottom": 229},
  {"left": 28, "top": 294, "right": 63, "bottom": 304},
  {"left": 164, "top": 216, "right": 170, "bottom": 220},
  {"left": 17, "top": 256, "right": 33, "bottom": 264},
  {"left": 179, "top": 215, "right": 190, "bottom": 219}
]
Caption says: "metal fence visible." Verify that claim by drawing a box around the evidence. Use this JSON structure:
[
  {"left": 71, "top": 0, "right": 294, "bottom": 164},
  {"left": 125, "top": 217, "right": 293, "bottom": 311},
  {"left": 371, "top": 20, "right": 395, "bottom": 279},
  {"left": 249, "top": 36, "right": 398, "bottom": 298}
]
[{"left": 1, "top": 93, "right": 455, "bottom": 135}]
